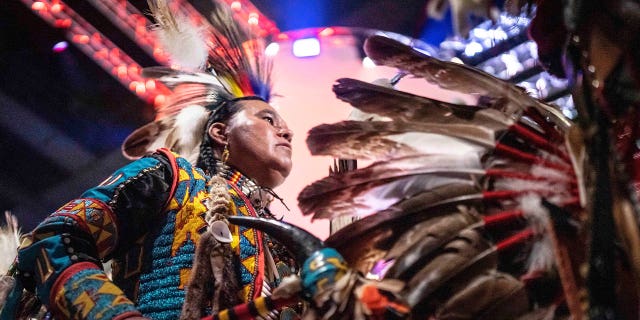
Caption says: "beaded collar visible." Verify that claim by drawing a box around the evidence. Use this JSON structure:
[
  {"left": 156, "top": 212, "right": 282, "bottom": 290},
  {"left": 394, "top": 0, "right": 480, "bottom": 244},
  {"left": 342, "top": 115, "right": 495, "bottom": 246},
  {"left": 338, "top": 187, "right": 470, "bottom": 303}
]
[{"left": 215, "top": 161, "right": 275, "bottom": 215}]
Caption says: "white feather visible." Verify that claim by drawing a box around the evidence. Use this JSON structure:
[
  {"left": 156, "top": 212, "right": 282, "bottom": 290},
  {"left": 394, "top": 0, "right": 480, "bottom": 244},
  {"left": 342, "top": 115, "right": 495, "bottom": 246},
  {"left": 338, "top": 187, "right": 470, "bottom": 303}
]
[
  {"left": 518, "top": 195, "right": 556, "bottom": 272},
  {"left": 0, "top": 211, "right": 19, "bottom": 275},
  {"left": 341, "top": 175, "right": 477, "bottom": 218},
  {"left": 156, "top": 14, "right": 208, "bottom": 71},
  {"left": 387, "top": 132, "right": 487, "bottom": 156},
  {"left": 530, "top": 165, "right": 573, "bottom": 182},
  {"left": 170, "top": 105, "right": 210, "bottom": 165},
  {"left": 526, "top": 234, "right": 555, "bottom": 272},
  {"left": 0, "top": 211, "right": 19, "bottom": 310},
  {"left": 157, "top": 72, "right": 225, "bottom": 88}
]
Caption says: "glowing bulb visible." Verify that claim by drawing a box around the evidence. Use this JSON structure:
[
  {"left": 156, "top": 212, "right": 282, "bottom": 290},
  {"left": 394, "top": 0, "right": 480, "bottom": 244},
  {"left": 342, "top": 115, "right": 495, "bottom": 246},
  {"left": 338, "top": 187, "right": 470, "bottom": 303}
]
[
  {"left": 463, "top": 41, "right": 483, "bottom": 57},
  {"left": 292, "top": 38, "right": 320, "bottom": 58},
  {"left": 50, "top": 3, "right": 63, "bottom": 13},
  {"left": 145, "top": 79, "right": 156, "bottom": 90},
  {"left": 248, "top": 13, "right": 259, "bottom": 25},
  {"left": 117, "top": 65, "right": 127, "bottom": 78},
  {"left": 31, "top": 2, "right": 45, "bottom": 11},
  {"left": 154, "top": 94, "right": 166, "bottom": 107},
  {"left": 230, "top": 1, "right": 241, "bottom": 10},
  {"left": 72, "top": 35, "right": 89, "bottom": 44},
  {"left": 52, "top": 41, "right": 68, "bottom": 53},
  {"left": 319, "top": 28, "right": 334, "bottom": 37},
  {"left": 136, "top": 83, "right": 146, "bottom": 94},
  {"left": 265, "top": 42, "right": 279, "bottom": 57}
]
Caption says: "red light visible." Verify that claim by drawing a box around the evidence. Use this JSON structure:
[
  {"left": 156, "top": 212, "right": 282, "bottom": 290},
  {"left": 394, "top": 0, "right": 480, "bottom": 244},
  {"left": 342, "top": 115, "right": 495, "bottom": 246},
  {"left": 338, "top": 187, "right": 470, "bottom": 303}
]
[
  {"left": 50, "top": 3, "right": 63, "bottom": 13},
  {"left": 135, "top": 83, "right": 146, "bottom": 94},
  {"left": 128, "top": 65, "right": 140, "bottom": 76},
  {"left": 277, "top": 33, "right": 289, "bottom": 40},
  {"left": 117, "top": 65, "right": 128, "bottom": 78},
  {"left": 145, "top": 80, "right": 156, "bottom": 90},
  {"left": 154, "top": 94, "right": 166, "bottom": 107},
  {"left": 94, "top": 48, "right": 108, "bottom": 59},
  {"left": 248, "top": 12, "right": 259, "bottom": 25},
  {"left": 319, "top": 28, "right": 334, "bottom": 37},
  {"left": 54, "top": 19, "right": 72, "bottom": 28},
  {"left": 31, "top": 2, "right": 46, "bottom": 11},
  {"left": 91, "top": 33, "right": 102, "bottom": 44},
  {"left": 72, "top": 35, "right": 90, "bottom": 44},
  {"left": 129, "top": 81, "right": 139, "bottom": 91},
  {"left": 153, "top": 47, "right": 164, "bottom": 58}
]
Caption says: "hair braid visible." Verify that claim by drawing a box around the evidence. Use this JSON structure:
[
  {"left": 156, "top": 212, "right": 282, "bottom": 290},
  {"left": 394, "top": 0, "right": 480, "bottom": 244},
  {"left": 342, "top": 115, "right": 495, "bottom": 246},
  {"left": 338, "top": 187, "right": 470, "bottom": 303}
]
[{"left": 196, "top": 101, "right": 242, "bottom": 175}]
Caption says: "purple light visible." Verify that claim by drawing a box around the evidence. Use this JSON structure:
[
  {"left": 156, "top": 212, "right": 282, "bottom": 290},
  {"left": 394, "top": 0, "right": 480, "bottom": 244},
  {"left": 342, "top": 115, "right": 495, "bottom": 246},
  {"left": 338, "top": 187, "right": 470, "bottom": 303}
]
[
  {"left": 292, "top": 38, "right": 320, "bottom": 58},
  {"left": 52, "top": 41, "right": 68, "bottom": 53}
]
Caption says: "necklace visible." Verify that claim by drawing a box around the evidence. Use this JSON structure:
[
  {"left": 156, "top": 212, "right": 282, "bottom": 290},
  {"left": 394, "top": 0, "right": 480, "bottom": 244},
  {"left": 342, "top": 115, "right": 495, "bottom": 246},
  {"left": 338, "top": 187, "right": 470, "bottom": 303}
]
[{"left": 214, "top": 161, "right": 290, "bottom": 215}]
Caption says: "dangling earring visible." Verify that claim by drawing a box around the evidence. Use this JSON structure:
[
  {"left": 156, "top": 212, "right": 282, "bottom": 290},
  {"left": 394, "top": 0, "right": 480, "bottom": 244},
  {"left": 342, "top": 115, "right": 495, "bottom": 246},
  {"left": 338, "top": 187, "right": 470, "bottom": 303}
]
[{"left": 221, "top": 144, "right": 230, "bottom": 164}]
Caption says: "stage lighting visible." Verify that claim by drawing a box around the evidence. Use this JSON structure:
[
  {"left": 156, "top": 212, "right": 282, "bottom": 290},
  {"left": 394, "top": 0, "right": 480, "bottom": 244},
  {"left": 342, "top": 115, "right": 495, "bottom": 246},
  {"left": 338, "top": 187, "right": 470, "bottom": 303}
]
[
  {"left": 52, "top": 41, "right": 68, "bottom": 53},
  {"left": 292, "top": 38, "right": 320, "bottom": 58}
]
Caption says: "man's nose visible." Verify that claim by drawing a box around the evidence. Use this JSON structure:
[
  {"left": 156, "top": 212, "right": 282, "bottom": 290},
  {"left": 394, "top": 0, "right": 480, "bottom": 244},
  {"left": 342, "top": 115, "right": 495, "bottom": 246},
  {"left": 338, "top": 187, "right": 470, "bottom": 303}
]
[{"left": 278, "top": 127, "right": 293, "bottom": 142}]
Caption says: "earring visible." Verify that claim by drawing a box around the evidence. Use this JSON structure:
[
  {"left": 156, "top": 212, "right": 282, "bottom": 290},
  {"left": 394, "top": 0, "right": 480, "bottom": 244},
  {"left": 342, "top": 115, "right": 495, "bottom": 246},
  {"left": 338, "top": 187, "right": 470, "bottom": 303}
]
[{"left": 221, "top": 144, "right": 230, "bottom": 163}]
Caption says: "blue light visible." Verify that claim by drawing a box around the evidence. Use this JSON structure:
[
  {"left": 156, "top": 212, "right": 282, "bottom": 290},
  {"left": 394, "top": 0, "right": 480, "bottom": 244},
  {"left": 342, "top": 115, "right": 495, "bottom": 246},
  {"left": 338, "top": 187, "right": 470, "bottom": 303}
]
[{"left": 292, "top": 38, "right": 320, "bottom": 58}]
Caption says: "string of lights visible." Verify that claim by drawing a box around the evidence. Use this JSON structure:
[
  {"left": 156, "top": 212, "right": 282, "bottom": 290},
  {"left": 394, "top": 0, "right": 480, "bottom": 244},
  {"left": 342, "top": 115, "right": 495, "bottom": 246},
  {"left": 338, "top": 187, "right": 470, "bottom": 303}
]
[{"left": 22, "top": 0, "right": 170, "bottom": 107}]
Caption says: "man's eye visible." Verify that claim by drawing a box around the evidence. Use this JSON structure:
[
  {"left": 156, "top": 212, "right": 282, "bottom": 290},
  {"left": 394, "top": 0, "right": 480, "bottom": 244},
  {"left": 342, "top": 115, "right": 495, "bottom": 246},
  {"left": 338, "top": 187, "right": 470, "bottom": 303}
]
[{"left": 263, "top": 116, "right": 274, "bottom": 125}]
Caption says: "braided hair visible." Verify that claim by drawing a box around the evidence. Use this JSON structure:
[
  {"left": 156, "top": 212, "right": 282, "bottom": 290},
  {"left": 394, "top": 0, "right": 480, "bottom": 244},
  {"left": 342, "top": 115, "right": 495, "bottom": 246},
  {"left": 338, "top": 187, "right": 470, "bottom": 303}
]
[{"left": 196, "top": 100, "right": 242, "bottom": 176}]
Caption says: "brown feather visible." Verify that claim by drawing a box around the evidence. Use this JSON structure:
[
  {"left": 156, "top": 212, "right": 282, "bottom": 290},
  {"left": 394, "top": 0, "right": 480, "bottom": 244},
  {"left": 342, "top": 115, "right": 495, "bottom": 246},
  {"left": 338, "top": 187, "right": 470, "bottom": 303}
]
[
  {"left": 307, "top": 120, "right": 498, "bottom": 160},
  {"left": 333, "top": 77, "right": 513, "bottom": 128},
  {"left": 297, "top": 154, "right": 483, "bottom": 219},
  {"left": 384, "top": 209, "right": 482, "bottom": 280},
  {"left": 362, "top": 35, "right": 571, "bottom": 131},
  {"left": 325, "top": 183, "right": 482, "bottom": 272},
  {"left": 433, "top": 271, "right": 529, "bottom": 320},
  {"left": 403, "top": 228, "right": 498, "bottom": 312}
]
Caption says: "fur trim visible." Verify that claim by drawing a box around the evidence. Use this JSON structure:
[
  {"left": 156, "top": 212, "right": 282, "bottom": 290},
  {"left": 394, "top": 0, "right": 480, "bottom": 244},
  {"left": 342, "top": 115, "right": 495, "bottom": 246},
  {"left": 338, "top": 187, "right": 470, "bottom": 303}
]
[
  {"left": 181, "top": 176, "right": 241, "bottom": 318},
  {"left": 0, "top": 275, "right": 15, "bottom": 311}
]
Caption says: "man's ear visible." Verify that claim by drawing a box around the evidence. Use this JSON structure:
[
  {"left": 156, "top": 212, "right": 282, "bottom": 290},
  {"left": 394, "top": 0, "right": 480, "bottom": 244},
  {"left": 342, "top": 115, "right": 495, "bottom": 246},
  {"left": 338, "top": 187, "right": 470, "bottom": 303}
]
[{"left": 207, "top": 122, "right": 228, "bottom": 145}]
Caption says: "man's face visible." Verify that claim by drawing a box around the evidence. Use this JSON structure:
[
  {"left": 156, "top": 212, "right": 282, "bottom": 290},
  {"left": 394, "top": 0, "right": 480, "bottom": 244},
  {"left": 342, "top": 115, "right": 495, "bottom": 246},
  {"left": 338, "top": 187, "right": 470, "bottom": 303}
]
[{"left": 225, "top": 100, "right": 293, "bottom": 188}]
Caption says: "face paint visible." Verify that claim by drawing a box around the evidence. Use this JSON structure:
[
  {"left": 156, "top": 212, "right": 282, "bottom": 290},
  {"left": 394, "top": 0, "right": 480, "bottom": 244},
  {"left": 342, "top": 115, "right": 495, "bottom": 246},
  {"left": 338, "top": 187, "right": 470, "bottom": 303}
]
[{"left": 224, "top": 100, "right": 293, "bottom": 188}]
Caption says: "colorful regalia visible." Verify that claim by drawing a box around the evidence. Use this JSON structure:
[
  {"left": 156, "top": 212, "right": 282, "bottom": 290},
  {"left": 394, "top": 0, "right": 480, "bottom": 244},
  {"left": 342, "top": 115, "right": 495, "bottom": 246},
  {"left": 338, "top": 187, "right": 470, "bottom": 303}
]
[{"left": 4, "top": 149, "right": 276, "bottom": 319}]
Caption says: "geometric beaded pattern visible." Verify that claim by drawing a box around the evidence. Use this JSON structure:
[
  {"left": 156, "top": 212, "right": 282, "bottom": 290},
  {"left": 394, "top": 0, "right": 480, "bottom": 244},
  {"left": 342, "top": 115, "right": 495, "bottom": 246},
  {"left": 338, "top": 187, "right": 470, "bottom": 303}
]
[
  {"left": 52, "top": 199, "right": 117, "bottom": 260},
  {"left": 227, "top": 183, "right": 264, "bottom": 302},
  {"left": 135, "top": 156, "right": 210, "bottom": 319},
  {"left": 52, "top": 263, "right": 138, "bottom": 320}
]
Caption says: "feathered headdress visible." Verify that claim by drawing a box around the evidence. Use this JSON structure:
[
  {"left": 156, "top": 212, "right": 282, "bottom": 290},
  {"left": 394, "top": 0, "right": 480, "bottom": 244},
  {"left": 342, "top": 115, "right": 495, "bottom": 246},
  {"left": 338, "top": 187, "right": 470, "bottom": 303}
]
[{"left": 122, "top": 0, "right": 273, "bottom": 164}]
